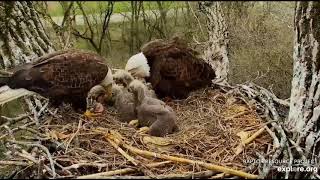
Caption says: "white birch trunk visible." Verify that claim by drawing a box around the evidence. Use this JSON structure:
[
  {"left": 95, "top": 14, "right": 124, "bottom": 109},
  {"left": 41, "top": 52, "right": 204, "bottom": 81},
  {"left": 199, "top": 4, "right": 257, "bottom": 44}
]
[
  {"left": 286, "top": 1, "right": 320, "bottom": 165},
  {"left": 0, "top": 1, "right": 55, "bottom": 70},
  {"left": 198, "top": 1, "right": 229, "bottom": 84}
]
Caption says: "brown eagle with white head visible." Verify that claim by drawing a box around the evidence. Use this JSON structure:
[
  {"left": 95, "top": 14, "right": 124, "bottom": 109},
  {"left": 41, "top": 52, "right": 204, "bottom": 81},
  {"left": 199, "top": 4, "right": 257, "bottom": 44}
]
[
  {"left": 0, "top": 49, "right": 113, "bottom": 114},
  {"left": 125, "top": 37, "right": 216, "bottom": 99}
]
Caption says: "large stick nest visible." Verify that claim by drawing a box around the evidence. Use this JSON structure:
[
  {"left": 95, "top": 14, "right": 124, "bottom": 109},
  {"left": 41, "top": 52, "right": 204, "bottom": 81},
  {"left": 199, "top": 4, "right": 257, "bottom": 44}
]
[{"left": 0, "top": 85, "right": 278, "bottom": 179}]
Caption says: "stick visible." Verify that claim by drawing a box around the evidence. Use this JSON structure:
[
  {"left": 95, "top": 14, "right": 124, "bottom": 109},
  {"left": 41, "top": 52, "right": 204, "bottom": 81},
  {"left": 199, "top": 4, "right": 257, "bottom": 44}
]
[
  {"left": 106, "top": 135, "right": 156, "bottom": 177},
  {"left": 211, "top": 173, "right": 227, "bottom": 179},
  {"left": 225, "top": 111, "right": 250, "bottom": 120},
  {"left": 0, "top": 113, "right": 31, "bottom": 126},
  {"left": 122, "top": 144, "right": 258, "bottom": 178},
  {"left": 0, "top": 160, "right": 30, "bottom": 166},
  {"left": 78, "top": 170, "right": 217, "bottom": 179},
  {"left": 107, "top": 132, "right": 258, "bottom": 179},
  {"left": 0, "top": 122, "right": 36, "bottom": 140},
  {"left": 84, "top": 170, "right": 217, "bottom": 179},
  {"left": 265, "top": 126, "right": 280, "bottom": 149},
  {"left": 16, "top": 150, "right": 57, "bottom": 178},
  {"left": 235, "top": 127, "right": 266, "bottom": 155},
  {"left": 24, "top": 97, "right": 40, "bottom": 125},
  {"left": 77, "top": 161, "right": 171, "bottom": 179},
  {"left": 244, "top": 127, "right": 265, "bottom": 145},
  {"left": 7, "top": 140, "right": 57, "bottom": 178},
  {"left": 62, "top": 162, "right": 110, "bottom": 171},
  {"left": 65, "top": 118, "right": 82, "bottom": 153},
  {"left": 106, "top": 137, "right": 139, "bottom": 166}
]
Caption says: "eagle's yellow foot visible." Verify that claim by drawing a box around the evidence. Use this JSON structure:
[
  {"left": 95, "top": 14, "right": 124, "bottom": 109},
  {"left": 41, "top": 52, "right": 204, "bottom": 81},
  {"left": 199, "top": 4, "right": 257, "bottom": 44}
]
[
  {"left": 84, "top": 110, "right": 101, "bottom": 120},
  {"left": 138, "top": 126, "right": 150, "bottom": 135},
  {"left": 128, "top": 119, "right": 139, "bottom": 127},
  {"left": 84, "top": 102, "right": 105, "bottom": 119}
]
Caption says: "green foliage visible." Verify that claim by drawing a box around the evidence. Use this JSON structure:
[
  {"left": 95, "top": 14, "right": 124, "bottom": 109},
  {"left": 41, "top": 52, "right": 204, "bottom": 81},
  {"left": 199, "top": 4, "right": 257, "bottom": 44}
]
[{"left": 47, "top": 1, "right": 186, "bottom": 17}]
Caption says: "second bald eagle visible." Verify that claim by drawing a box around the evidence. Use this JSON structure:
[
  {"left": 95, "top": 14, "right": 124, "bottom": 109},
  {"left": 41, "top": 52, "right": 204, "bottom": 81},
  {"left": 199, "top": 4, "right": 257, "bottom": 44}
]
[
  {"left": 125, "top": 37, "right": 216, "bottom": 99},
  {"left": 0, "top": 50, "right": 113, "bottom": 112}
]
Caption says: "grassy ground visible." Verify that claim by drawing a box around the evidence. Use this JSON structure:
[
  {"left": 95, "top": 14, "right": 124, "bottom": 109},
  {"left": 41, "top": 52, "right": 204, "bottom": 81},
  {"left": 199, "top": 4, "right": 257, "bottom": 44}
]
[{"left": 47, "top": 1, "right": 186, "bottom": 17}]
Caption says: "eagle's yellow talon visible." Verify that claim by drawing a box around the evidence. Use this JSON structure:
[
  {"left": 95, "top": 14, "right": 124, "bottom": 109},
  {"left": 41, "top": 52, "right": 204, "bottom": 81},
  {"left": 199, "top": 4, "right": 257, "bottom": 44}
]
[
  {"left": 128, "top": 119, "right": 139, "bottom": 127},
  {"left": 84, "top": 110, "right": 100, "bottom": 119},
  {"left": 138, "top": 126, "right": 150, "bottom": 134}
]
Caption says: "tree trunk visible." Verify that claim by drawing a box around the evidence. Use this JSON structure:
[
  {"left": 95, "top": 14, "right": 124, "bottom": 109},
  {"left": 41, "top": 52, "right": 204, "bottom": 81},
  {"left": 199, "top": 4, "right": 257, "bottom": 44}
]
[
  {"left": 0, "top": 1, "right": 55, "bottom": 70},
  {"left": 198, "top": 1, "right": 229, "bottom": 84},
  {"left": 285, "top": 1, "right": 320, "bottom": 177}
]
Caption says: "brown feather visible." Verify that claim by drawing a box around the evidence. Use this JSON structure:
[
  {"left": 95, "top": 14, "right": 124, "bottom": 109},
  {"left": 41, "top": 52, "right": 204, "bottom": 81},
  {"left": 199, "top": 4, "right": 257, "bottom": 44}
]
[
  {"left": 141, "top": 37, "right": 216, "bottom": 99},
  {"left": 6, "top": 50, "right": 109, "bottom": 110}
]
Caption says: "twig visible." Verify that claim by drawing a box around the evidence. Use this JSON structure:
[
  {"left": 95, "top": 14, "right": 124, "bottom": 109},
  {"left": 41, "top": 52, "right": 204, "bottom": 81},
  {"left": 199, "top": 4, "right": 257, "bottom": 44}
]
[
  {"left": 106, "top": 131, "right": 258, "bottom": 179},
  {"left": 7, "top": 140, "right": 57, "bottom": 178},
  {"left": 16, "top": 150, "right": 57, "bottom": 178},
  {"left": 85, "top": 170, "right": 218, "bottom": 179},
  {"left": 106, "top": 137, "right": 139, "bottom": 166},
  {"left": 255, "top": 84, "right": 290, "bottom": 107},
  {"left": 65, "top": 118, "right": 83, "bottom": 153},
  {"left": 265, "top": 126, "right": 280, "bottom": 149},
  {"left": 0, "top": 160, "right": 30, "bottom": 166},
  {"left": 0, "top": 113, "right": 31, "bottom": 127},
  {"left": 285, "top": 141, "right": 293, "bottom": 179},
  {"left": 0, "top": 122, "right": 36, "bottom": 140},
  {"left": 244, "top": 127, "right": 266, "bottom": 145},
  {"left": 225, "top": 111, "right": 250, "bottom": 121},
  {"left": 62, "top": 162, "right": 110, "bottom": 171},
  {"left": 258, "top": 115, "right": 286, "bottom": 178},
  {"left": 24, "top": 97, "right": 40, "bottom": 125},
  {"left": 210, "top": 173, "right": 232, "bottom": 179},
  {"left": 288, "top": 139, "right": 308, "bottom": 163},
  {"left": 105, "top": 133, "right": 155, "bottom": 177},
  {"left": 235, "top": 127, "right": 266, "bottom": 155},
  {"left": 77, "top": 161, "right": 171, "bottom": 179},
  {"left": 37, "top": 101, "right": 49, "bottom": 117}
]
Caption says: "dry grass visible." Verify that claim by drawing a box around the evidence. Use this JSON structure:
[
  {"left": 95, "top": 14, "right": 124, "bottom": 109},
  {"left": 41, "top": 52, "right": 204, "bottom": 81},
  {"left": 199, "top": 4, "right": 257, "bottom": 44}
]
[{"left": 5, "top": 87, "right": 272, "bottom": 178}]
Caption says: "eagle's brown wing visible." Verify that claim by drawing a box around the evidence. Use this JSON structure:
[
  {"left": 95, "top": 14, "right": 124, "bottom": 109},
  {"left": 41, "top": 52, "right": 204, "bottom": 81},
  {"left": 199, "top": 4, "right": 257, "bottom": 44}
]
[
  {"left": 143, "top": 40, "right": 215, "bottom": 99},
  {"left": 8, "top": 51, "right": 109, "bottom": 109}
]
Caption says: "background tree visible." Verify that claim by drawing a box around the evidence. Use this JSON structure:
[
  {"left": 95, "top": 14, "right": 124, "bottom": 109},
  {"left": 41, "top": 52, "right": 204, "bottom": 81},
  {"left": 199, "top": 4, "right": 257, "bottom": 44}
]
[
  {"left": 72, "top": 1, "right": 114, "bottom": 56},
  {"left": 285, "top": 2, "right": 320, "bottom": 178},
  {"left": 198, "top": 1, "right": 229, "bottom": 84},
  {"left": 0, "top": 1, "right": 54, "bottom": 70},
  {"left": 35, "top": 1, "right": 76, "bottom": 50}
]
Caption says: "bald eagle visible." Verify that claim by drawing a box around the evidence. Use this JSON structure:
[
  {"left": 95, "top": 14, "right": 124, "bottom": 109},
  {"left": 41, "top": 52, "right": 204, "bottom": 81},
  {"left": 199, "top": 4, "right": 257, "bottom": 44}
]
[
  {"left": 125, "top": 37, "right": 216, "bottom": 99},
  {"left": 0, "top": 49, "right": 113, "bottom": 112}
]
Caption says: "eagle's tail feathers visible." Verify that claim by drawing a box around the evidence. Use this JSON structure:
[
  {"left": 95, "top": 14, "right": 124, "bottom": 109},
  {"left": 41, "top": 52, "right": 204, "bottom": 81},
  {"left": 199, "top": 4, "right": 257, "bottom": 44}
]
[{"left": 0, "top": 86, "right": 34, "bottom": 106}]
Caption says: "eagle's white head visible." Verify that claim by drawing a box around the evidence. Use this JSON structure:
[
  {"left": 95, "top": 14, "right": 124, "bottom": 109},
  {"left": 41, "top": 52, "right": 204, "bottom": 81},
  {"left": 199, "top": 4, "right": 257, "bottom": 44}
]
[{"left": 125, "top": 52, "right": 150, "bottom": 78}]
